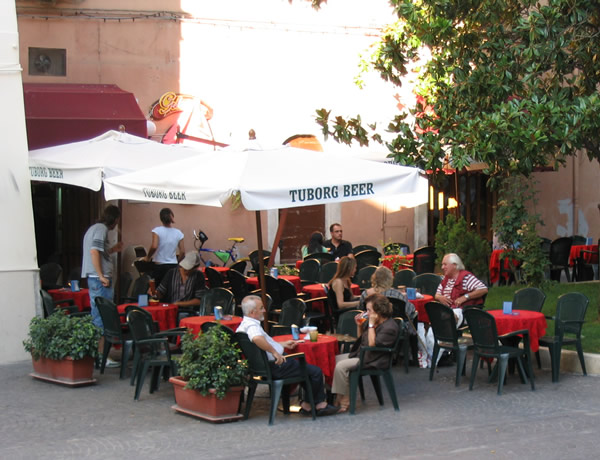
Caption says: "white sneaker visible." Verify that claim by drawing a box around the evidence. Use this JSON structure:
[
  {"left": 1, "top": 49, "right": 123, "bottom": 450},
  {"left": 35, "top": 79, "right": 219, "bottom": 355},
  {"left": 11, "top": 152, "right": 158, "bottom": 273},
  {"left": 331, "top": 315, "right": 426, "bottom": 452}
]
[{"left": 105, "top": 358, "right": 121, "bottom": 368}]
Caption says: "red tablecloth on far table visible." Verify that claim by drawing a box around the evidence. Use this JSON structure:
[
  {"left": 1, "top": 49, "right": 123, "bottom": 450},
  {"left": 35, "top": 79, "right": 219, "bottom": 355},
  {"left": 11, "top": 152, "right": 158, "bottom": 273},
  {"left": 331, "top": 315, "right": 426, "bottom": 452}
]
[
  {"left": 246, "top": 275, "right": 302, "bottom": 293},
  {"left": 48, "top": 288, "right": 91, "bottom": 312},
  {"left": 569, "top": 245, "right": 599, "bottom": 266},
  {"left": 179, "top": 315, "right": 243, "bottom": 336},
  {"left": 381, "top": 254, "right": 414, "bottom": 273},
  {"left": 488, "top": 309, "right": 547, "bottom": 352},
  {"left": 411, "top": 294, "right": 434, "bottom": 323},
  {"left": 489, "top": 249, "right": 519, "bottom": 284},
  {"left": 301, "top": 283, "right": 360, "bottom": 313},
  {"left": 274, "top": 333, "right": 339, "bottom": 386},
  {"left": 117, "top": 302, "right": 179, "bottom": 331}
]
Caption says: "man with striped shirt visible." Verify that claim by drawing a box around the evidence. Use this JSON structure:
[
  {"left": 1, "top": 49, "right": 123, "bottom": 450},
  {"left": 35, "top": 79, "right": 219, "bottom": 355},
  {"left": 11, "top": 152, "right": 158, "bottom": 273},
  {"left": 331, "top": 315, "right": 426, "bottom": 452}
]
[
  {"left": 155, "top": 251, "right": 206, "bottom": 308},
  {"left": 435, "top": 253, "right": 488, "bottom": 309}
]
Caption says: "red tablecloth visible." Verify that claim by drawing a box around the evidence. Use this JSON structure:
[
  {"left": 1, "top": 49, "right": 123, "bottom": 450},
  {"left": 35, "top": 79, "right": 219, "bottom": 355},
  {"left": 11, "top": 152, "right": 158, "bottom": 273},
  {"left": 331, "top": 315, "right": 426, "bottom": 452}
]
[
  {"left": 179, "top": 315, "right": 243, "bottom": 336},
  {"left": 301, "top": 283, "right": 360, "bottom": 313},
  {"left": 488, "top": 309, "right": 547, "bottom": 352},
  {"left": 381, "top": 254, "right": 414, "bottom": 273},
  {"left": 117, "top": 302, "right": 179, "bottom": 331},
  {"left": 274, "top": 333, "right": 339, "bottom": 386},
  {"left": 295, "top": 260, "right": 303, "bottom": 270},
  {"left": 569, "top": 245, "right": 599, "bottom": 266},
  {"left": 411, "top": 294, "right": 434, "bottom": 323},
  {"left": 246, "top": 275, "right": 302, "bottom": 293},
  {"left": 48, "top": 288, "right": 90, "bottom": 312},
  {"left": 489, "top": 249, "right": 519, "bottom": 284}
]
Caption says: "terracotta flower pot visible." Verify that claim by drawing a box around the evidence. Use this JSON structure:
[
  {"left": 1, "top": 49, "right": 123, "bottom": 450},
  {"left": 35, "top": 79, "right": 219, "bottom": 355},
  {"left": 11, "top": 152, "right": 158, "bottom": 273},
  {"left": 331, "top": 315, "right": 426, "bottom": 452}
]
[
  {"left": 31, "top": 356, "right": 96, "bottom": 386},
  {"left": 169, "top": 376, "right": 244, "bottom": 423}
]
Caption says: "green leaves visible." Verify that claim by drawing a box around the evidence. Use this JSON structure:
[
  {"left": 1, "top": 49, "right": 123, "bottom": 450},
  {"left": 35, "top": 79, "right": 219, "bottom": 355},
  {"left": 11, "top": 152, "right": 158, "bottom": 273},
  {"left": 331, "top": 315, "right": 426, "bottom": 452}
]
[{"left": 23, "top": 312, "right": 101, "bottom": 361}]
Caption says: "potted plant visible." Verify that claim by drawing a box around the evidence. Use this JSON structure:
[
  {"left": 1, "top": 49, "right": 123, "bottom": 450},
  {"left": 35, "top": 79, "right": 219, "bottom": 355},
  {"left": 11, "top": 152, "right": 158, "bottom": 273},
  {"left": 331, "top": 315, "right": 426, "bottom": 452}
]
[
  {"left": 23, "top": 311, "right": 101, "bottom": 386},
  {"left": 169, "top": 327, "right": 247, "bottom": 422}
]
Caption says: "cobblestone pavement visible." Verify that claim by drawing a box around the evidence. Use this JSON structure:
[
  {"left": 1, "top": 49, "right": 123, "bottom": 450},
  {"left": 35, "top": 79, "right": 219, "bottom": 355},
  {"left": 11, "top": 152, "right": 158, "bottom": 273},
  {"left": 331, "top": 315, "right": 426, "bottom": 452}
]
[{"left": 1, "top": 359, "right": 598, "bottom": 460}]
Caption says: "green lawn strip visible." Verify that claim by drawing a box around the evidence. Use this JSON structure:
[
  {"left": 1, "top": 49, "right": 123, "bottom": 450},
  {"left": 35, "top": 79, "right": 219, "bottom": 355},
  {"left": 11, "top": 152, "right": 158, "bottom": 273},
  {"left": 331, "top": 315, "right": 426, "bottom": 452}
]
[{"left": 484, "top": 281, "right": 600, "bottom": 353}]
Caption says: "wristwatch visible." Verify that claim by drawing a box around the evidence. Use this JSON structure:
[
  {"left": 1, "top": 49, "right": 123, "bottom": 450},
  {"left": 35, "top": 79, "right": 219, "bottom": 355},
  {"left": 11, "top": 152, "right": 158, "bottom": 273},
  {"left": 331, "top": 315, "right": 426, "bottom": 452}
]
[
  {"left": 464, "top": 293, "right": 470, "bottom": 300},
  {"left": 368, "top": 323, "right": 375, "bottom": 328}
]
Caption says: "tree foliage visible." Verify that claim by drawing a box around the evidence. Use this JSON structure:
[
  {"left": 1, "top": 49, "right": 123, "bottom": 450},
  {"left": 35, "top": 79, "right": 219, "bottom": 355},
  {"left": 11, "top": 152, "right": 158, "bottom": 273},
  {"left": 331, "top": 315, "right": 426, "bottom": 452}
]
[{"left": 315, "top": 0, "right": 600, "bottom": 185}]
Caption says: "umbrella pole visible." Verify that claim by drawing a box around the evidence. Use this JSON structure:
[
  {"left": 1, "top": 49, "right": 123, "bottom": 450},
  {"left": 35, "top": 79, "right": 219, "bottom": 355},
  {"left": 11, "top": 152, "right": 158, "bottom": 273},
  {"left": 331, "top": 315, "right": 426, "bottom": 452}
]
[
  {"left": 268, "top": 209, "right": 288, "bottom": 268},
  {"left": 255, "top": 211, "right": 269, "bottom": 332}
]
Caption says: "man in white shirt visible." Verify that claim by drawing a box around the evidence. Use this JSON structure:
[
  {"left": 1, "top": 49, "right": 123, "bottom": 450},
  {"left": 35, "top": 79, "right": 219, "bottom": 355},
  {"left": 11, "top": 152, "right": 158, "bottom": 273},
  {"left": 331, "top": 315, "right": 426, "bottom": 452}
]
[{"left": 237, "top": 295, "right": 339, "bottom": 416}]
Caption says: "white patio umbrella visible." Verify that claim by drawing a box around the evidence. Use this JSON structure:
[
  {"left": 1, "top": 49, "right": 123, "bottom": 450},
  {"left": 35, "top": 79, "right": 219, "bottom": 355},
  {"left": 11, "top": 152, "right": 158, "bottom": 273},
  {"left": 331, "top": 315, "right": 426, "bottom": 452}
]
[
  {"left": 104, "top": 145, "right": 427, "bottom": 327},
  {"left": 28, "top": 130, "right": 212, "bottom": 191}
]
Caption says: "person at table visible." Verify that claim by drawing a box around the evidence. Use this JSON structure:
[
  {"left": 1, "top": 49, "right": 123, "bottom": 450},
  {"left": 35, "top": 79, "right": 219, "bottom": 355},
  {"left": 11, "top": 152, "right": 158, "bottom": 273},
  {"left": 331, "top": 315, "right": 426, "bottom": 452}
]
[
  {"left": 324, "top": 223, "right": 354, "bottom": 260},
  {"left": 237, "top": 295, "right": 340, "bottom": 416},
  {"left": 359, "top": 266, "right": 416, "bottom": 324},
  {"left": 301, "top": 231, "right": 329, "bottom": 258},
  {"left": 435, "top": 253, "right": 488, "bottom": 309},
  {"left": 144, "top": 207, "right": 185, "bottom": 286},
  {"left": 327, "top": 256, "right": 361, "bottom": 311},
  {"left": 81, "top": 205, "right": 123, "bottom": 367},
  {"left": 332, "top": 293, "right": 399, "bottom": 412},
  {"left": 155, "top": 251, "right": 206, "bottom": 308}
]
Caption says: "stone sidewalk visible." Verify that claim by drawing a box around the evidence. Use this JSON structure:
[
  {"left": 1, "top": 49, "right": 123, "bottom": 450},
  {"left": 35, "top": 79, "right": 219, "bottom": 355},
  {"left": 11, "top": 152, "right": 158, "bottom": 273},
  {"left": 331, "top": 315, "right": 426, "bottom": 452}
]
[{"left": 1, "top": 357, "right": 599, "bottom": 460}]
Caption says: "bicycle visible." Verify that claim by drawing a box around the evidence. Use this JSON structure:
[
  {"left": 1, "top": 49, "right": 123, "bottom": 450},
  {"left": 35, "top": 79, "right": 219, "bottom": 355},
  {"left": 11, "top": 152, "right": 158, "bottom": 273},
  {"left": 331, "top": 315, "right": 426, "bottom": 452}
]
[{"left": 193, "top": 229, "right": 245, "bottom": 267}]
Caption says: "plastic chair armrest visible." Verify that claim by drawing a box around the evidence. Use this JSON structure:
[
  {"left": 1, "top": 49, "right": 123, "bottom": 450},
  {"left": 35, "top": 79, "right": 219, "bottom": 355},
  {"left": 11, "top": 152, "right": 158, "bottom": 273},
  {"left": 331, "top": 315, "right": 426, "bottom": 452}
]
[
  {"left": 54, "top": 298, "right": 75, "bottom": 306},
  {"left": 498, "top": 329, "right": 529, "bottom": 340},
  {"left": 285, "top": 352, "right": 306, "bottom": 361}
]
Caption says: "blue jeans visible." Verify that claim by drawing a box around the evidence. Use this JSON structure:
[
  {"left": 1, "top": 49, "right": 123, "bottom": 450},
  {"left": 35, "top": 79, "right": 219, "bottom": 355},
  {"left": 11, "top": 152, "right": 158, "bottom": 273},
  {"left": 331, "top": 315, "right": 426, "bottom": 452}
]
[{"left": 87, "top": 277, "right": 114, "bottom": 330}]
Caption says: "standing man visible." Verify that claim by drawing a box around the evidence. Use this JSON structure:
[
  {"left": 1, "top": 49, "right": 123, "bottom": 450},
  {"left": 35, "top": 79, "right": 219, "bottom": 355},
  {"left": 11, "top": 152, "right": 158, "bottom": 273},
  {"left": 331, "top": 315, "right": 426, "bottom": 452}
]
[
  {"left": 81, "top": 205, "right": 123, "bottom": 365},
  {"left": 237, "top": 295, "right": 340, "bottom": 416},
  {"left": 324, "top": 223, "right": 354, "bottom": 260}
]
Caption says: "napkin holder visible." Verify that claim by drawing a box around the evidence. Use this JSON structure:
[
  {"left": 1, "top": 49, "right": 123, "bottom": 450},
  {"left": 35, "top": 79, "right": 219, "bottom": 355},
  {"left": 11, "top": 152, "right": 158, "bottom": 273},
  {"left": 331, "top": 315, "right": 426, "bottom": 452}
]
[
  {"left": 503, "top": 301, "right": 512, "bottom": 315},
  {"left": 138, "top": 294, "right": 148, "bottom": 307}
]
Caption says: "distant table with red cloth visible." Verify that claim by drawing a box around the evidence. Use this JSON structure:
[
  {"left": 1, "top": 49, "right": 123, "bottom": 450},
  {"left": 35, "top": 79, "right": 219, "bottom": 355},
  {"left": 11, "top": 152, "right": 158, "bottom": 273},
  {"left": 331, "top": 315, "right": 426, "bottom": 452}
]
[
  {"left": 179, "top": 315, "right": 243, "bottom": 336},
  {"left": 301, "top": 283, "right": 361, "bottom": 313},
  {"left": 569, "top": 245, "right": 599, "bottom": 266},
  {"left": 48, "top": 288, "right": 90, "bottom": 312},
  {"left": 117, "top": 302, "right": 178, "bottom": 331},
  {"left": 274, "top": 333, "right": 339, "bottom": 386},
  {"left": 246, "top": 275, "right": 302, "bottom": 293},
  {"left": 489, "top": 249, "right": 519, "bottom": 284},
  {"left": 198, "top": 266, "right": 230, "bottom": 287},
  {"left": 488, "top": 309, "right": 547, "bottom": 352},
  {"left": 381, "top": 254, "right": 414, "bottom": 272},
  {"left": 295, "top": 260, "right": 303, "bottom": 270},
  {"left": 411, "top": 294, "right": 434, "bottom": 323}
]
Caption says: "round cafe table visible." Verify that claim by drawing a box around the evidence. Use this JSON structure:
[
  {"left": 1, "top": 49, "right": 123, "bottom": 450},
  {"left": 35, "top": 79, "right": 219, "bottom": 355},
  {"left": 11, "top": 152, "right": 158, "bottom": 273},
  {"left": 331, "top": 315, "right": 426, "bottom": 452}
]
[
  {"left": 246, "top": 275, "right": 302, "bottom": 293},
  {"left": 48, "top": 288, "right": 91, "bottom": 312},
  {"left": 117, "top": 302, "right": 179, "bottom": 331},
  {"left": 411, "top": 294, "right": 434, "bottom": 323},
  {"left": 179, "top": 315, "right": 243, "bottom": 336},
  {"left": 274, "top": 333, "right": 339, "bottom": 386},
  {"left": 488, "top": 309, "right": 547, "bottom": 352}
]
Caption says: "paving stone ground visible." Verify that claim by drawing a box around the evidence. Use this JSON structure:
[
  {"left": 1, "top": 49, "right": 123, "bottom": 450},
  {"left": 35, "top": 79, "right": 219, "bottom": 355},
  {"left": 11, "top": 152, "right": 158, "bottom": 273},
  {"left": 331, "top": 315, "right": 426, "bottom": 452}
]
[{"left": 1, "top": 358, "right": 598, "bottom": 460}]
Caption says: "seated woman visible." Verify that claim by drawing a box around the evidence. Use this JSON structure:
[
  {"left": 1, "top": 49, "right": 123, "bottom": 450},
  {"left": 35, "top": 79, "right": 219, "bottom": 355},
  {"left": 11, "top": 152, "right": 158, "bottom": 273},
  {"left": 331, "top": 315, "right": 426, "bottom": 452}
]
[
  {"left": 332, "top": 293, "right": 399, "bottom": 412},
  {"left": 301, "top": 231, "right": 329, "bottom": 258},
  {"left": 327, "top": 256, "right": 360, "bottom": 317},
  {"left": 359, "top": 266, "right": 416, "bottom": 321},
  {"left": 435, "top": 253, "right": 488, "bottom": 310}
]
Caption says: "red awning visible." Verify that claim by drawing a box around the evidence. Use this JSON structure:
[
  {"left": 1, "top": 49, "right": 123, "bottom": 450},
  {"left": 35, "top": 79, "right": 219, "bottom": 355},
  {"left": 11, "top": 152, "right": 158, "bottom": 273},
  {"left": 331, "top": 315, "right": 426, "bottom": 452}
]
[{"left": 24, "top": 83, "right": 147, "bottom": 150}]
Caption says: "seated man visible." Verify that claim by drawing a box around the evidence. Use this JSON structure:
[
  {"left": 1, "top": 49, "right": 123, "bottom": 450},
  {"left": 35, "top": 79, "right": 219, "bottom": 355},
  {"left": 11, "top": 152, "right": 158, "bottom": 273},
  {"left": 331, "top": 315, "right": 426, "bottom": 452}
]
[
  {"left": 237, "top": 295, "right": 339, "bottom": 416},
  {"left": 435, "top": 253, "right": 488, "bottom": 310},
  {"left": 155, "top": 251, "right": 206, "bottom": 308},
  {"left": 323, "top": 223, "right": 354, "bottom": 259}
]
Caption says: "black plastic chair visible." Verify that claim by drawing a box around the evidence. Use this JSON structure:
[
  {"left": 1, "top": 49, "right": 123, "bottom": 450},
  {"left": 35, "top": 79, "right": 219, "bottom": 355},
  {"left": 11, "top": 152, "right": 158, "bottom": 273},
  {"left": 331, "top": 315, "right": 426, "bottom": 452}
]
[
  {"left": 299, "top": 259, "right": 321, "bottom": 286},
  {"left": 383, "top": 242, "right": 410, "bottom": 256},
  {"left": 278, "top": 298, "right": 306, "bottom": 326},
  {"left": 200, "top": 287, "right": 235, "bottom": 316},
  {"left": 126, "top": 308, "right": 181, "bottom": 400},
  {"left": 234, "top": 332, "right": 316, "bottom": 425},
  {"left": 353, "top": 244, "right": 378, "bottom": 254},
  {"left": 119, "top": 271, "right": 134, "bottom": 303},
  {"left": 354, "top": 265, "right": 377, "bottom": 291},
  {"left": 512, "top": 287, "right": 546, "bottom": 312},
  {"left": 571, "top": 235, "right": 587, "bottom": 246},
  {"left": 354, "top": 250, "right": 382, "bottom": 273},
  {"left": 463, "top": 308, "right": 535, "bottom": 395},
  {"left": 549, "top": 237, "right": 573, "bottom": 282},
  {"left": 40, "top": 289, "right": 81, "bottom": 317},
  {"left": 229, "top": 259, "right": 247, "bottom": 276},
  {"left": 121, "top": 274, "right": 150, "bottom": 303},
  {"left": 248, "top": 250, "right": 271, "bottom": 276},
  {"left": 393, "top": 269, "right": 416, "bottom": 288},
  {"left": 199, "top": 321, "right": 236, "bottom": 341},
  {"left": 319, "top": 262, "right": 338, "bottom": 283},
  {"left": 336, "top": 309, "right": 362, "bottom": 353},
  {"left": 39, "top": 262, "right": 63, "bottom": 290},
  {"left": 411, "top": 246, "right": 436, "bottom": 275},
  {"left": 304, "top": 252, "right": 335, "bottom": 264},
  {"left": 425, "top": 302, "right": 473, "bottom": 386},
  {"left": 348, "top": 327, "right": 401, "bottom": 415},
  {"left": 95, "top": 296, "right": 133, "bottom": 380},
  {"left": 66, "top": 266, "right": 82, "bottom": 285},
  {"left": 387, "top": 297, "right": 415, "bottom": 372},
  {"left": 227, "top": 269, "right": 250, "bottom": 311},
  {"left": 270, "top": 325, "right": 292, "bottom": 337},
  {"left": 277, "top": 278, "right": 307, "bottom": 303},
  {"left": 204, "top": 266, "right": 225, "bottom": 288},
  {"left": 538, "top": 292, "right": 589, "bottom": 382},
  {"left": 414, "top": 273, "right": 442, "bottom": 296},
  {"left": 325, "top": 288, "right": 357, "bottom": 333}
]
